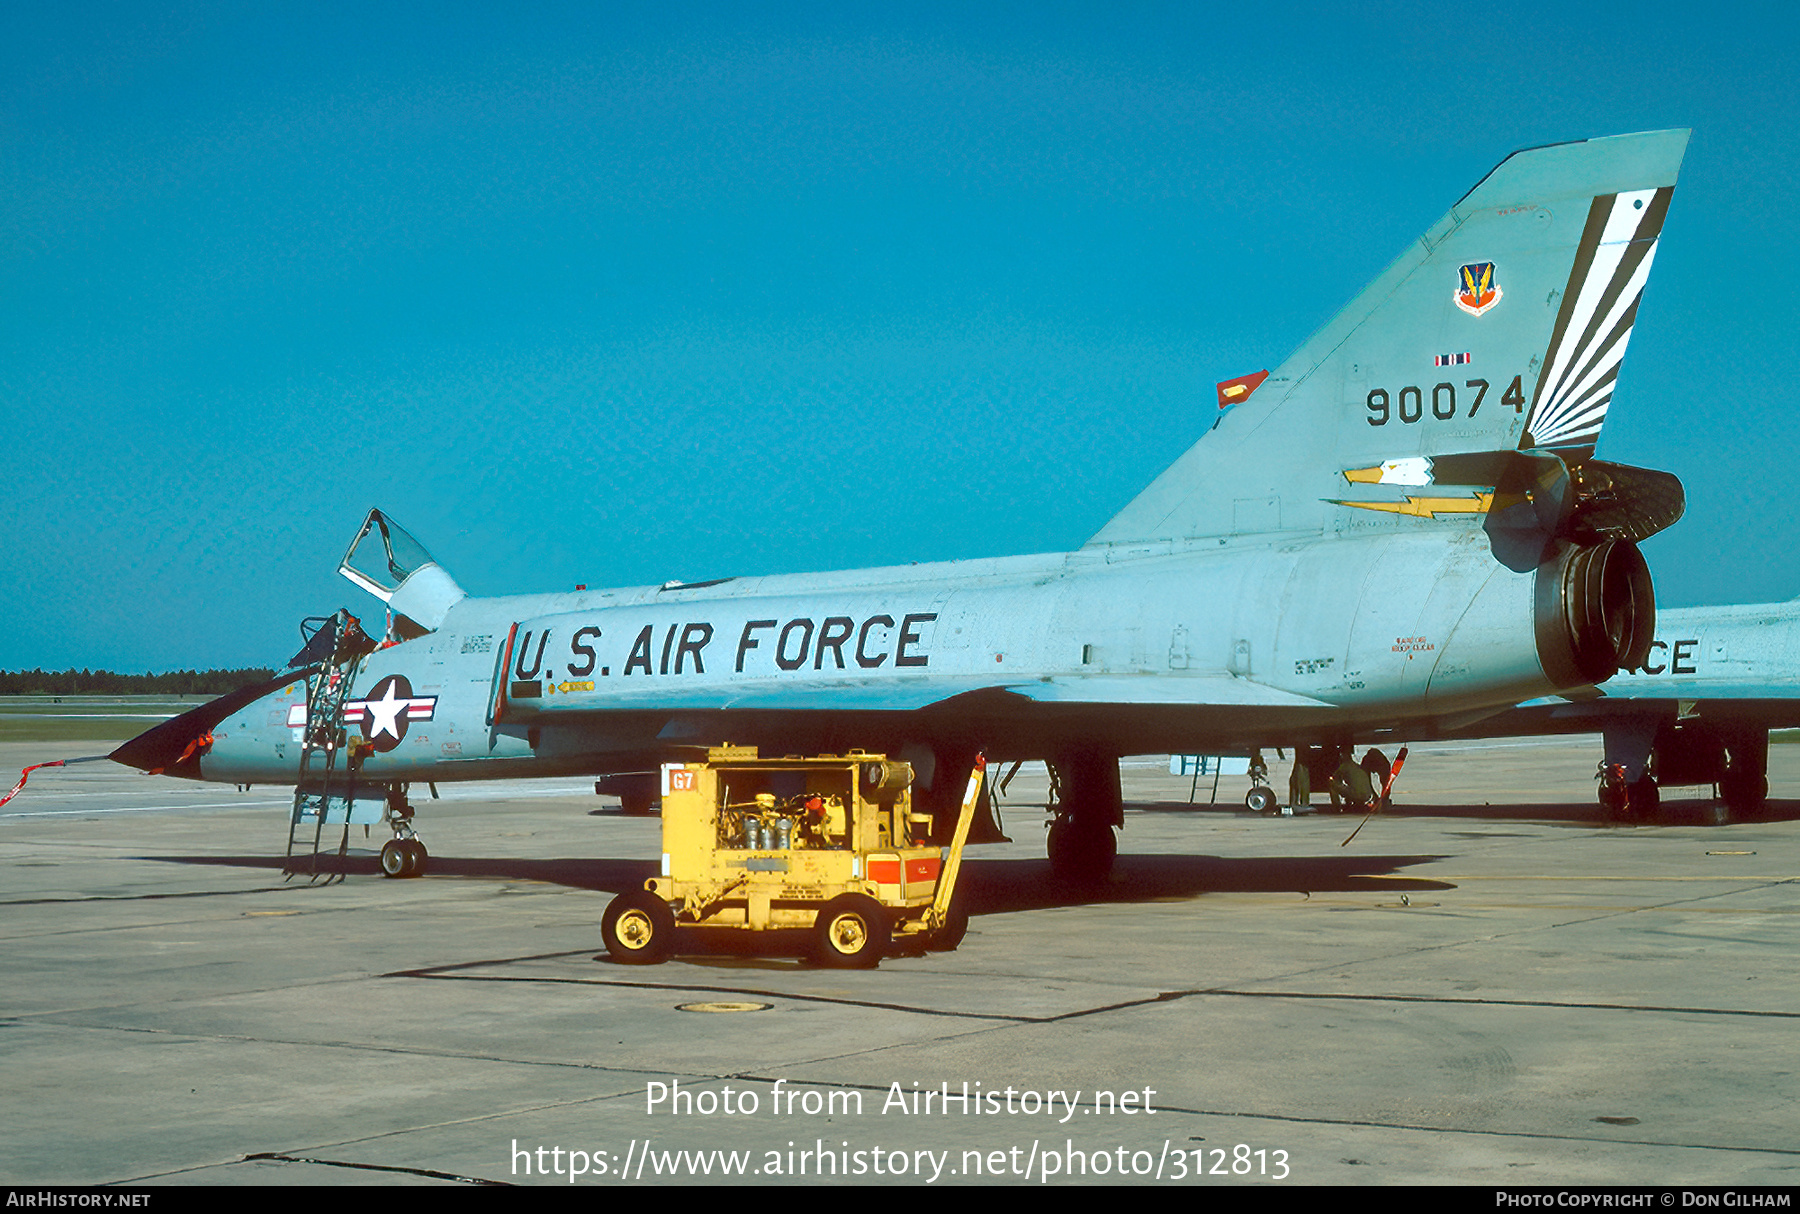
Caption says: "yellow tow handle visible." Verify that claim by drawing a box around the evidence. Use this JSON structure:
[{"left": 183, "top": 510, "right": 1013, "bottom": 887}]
[{"left": 930, "top": 753, "right": 985, "bottom": 930}]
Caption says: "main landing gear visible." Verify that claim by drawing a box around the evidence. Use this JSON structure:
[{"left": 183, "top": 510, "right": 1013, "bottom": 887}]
[
  {"left": 1045, "top": 751, "right": 1121, "bottom": 882},
  {"left": 1598, "top": 762, "right": 1661, "bottom": 823},
  {"left": 1718, "top": 725, "right": 1770, "bottom": 821},
  {"left": 1600, "top": 722, "right": 1770, "bottom": 825}
]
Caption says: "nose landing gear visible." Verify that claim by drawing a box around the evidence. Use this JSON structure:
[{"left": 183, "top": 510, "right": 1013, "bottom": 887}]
[
  {"left": 1243, "top": 750, "right": 1279, "bottom": 815},
  {"left": 380, "top": 837, "right": 428, "bottom": 877},
  {"left": 379, "top": 793, "right": 428, "bottom": 878}
]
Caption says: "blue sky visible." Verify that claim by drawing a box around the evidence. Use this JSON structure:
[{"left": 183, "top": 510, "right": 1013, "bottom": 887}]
[{"left": 5, "top": 2, "right": 1798, "bottom": 672}]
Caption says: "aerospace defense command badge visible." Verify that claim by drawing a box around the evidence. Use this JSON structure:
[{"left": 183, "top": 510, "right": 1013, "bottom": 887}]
[{"left": 1455, "top": 261, "right": 1502, "bottom": 316}]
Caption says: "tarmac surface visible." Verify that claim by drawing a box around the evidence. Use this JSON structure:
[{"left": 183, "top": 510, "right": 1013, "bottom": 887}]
[{"left": 2, "top": 734, "right": 1798, "bottom": 1187}]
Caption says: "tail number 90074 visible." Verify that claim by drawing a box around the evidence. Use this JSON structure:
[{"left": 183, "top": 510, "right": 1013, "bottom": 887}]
[{"left": 1365, "top": 376, "right": 1525, "bottom": 425}]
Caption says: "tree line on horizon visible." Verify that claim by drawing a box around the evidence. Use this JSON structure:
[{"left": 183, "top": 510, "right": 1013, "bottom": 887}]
[{"left": 0, "top": 668, "right": 277, "bottom": 696}]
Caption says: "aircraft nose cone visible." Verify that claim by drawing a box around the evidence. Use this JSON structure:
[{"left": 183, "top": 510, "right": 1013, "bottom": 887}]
[{"left": 110, "top": 669, "right": 312, "bottom": 776}]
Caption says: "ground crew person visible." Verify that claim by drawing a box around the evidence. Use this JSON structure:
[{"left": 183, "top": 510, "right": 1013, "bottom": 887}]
[
  {"left": 1323, "top": 743, "right": 1349, "bottom": 808},
  {"left": 1360, "top": 748, "right": 1392, "bottom": 809},
  {"left": 1330, "top": 750, "right": 1375, "bottom": 812},
  {"left": 1289, "top": 745, "right": 1313, "bottom": 808}
]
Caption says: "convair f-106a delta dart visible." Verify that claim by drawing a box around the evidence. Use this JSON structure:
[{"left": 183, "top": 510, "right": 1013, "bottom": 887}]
[{"left": 113, "top": 130, "right": 1690, "bottom": 880}]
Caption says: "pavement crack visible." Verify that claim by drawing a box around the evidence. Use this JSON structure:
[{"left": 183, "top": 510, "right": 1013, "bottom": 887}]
[
  {"left": 390, "top": 963, "right": 1796, "bottom": 1024},
  {"left": 1156, "top": 1106, "right": 1800, "bottom": 1157},
  {"left": 8, "top": 1018, "right": 706, "bottom": 1077},
  {"left": 395, "top": 969, "right": 1038, "bottom": 1021},
  {"left": 238, "top": 1151, "right": 507, "bottom": 1184},
  {"left": 1158, "top": 988, "right": 1800, "bottom": 1020},
  {"left": 0, "top": 885, "right": 296, "bottom": 907}
]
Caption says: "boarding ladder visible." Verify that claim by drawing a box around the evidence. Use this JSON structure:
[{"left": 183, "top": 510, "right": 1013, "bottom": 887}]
[{"left": 283, "top": 610, "right": 375, "bottom": 882}]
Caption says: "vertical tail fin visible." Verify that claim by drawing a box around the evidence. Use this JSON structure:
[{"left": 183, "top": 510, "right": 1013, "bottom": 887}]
[{"left": 1089, "top": 129, "right": 1688, "bottom": 546}]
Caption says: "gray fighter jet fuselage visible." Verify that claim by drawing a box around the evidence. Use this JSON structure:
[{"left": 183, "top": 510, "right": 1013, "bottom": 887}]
[{"left": 113, "top": 130, "right": 1694, "bottom": 875}]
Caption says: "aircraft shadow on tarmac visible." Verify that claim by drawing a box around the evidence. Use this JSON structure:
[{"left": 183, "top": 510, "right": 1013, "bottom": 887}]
[
  {"left": 954, "top": 854, "right": 1453, "bottom": 916},
  {"left": 151, "top": 849, "right": 1454, "bottom": 915},
  {"left": 147, "top": 851, "right": 1458, "bottom": 972},
  {"left": 146, "top": 793, "right": 1798, "bottom": 911},
  {"left": 152, "top": 852, "right": 656, "bottom": 892},
  {"left": 1131, "top": 797, "right": 1800, "bottom": 827}
]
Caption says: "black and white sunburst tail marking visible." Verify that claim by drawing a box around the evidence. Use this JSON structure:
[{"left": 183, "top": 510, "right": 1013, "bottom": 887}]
[{"left": 1522, "top": 186, "right": 1674, "bottom": 455}]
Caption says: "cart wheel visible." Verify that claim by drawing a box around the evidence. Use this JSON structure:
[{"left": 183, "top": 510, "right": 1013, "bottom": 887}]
[
  {"left": 380, "top": 840, "right": 408, "bottom": 878},
  {"left": 813, "top": 895, "right": 888, "bottom": 968},
  {"left": 602, "top": 891, "right": 675, "bottom": 964},
  {"left": 925, "top": 903, "right": 969, "bottom": 952}
]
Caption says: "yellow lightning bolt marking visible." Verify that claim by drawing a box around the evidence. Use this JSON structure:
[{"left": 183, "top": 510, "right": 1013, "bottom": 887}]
[{"left": 1333, "top": 492, "right": 1494, "bottom": 519}]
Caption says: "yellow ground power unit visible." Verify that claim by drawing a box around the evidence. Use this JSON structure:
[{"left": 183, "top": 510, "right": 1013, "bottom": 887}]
[{"left": 600, "top": 748, "right": 984, "bottom": 968}]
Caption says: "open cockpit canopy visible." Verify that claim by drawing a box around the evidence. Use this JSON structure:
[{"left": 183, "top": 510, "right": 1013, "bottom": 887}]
[{"left": 339, "top": 508, "right": 465, "bottom": 634}]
